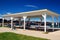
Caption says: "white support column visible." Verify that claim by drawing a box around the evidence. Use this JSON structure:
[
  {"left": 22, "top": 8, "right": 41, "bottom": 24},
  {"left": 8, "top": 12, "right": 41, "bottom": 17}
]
[
  {"left": 23, "top": 16, "right": 27, "bottom": 30},
  {"left": 52, "top": 16, "right": 54, "bottom": 31},
  {"left": 2, "top": 18, "right": 4, "bottom": 27},
  {"left": 42, "top": 14, "right": 47, "bottom": 32},
  {"left": 11, "top": 17, "right": 13, "bottom": 30}
]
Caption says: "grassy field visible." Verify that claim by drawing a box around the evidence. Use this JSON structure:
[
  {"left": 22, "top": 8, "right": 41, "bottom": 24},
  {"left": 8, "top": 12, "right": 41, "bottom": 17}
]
[{"left": 0, "top": 32, "right": 48, "bottom": 40}]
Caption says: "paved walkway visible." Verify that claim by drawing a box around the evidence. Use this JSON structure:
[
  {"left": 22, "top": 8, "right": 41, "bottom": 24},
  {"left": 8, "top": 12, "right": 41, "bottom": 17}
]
[{"left": 0, "top": 27, "right": 60, "bottom": 40}]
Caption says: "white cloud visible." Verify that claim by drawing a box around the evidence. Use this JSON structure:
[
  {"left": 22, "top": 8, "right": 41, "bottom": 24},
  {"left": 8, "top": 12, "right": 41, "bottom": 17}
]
[
  {"left": 24, "top": 5, "right": 38, "bottom": 8},
  {"left": 7, "top": 13, "right": 11, "bottom": 14}
]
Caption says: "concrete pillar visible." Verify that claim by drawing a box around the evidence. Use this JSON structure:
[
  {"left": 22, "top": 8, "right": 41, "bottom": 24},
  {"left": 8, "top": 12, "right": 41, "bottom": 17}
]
[
  {"left": 11, "top": 17, "right": 13, "bottom": 30},
  {"left": 23, "top": 16, "right": 27, "bottom": 30},
  {"left": 2, "top": 18, "right": 4, "bottom": 27},
  {"left": 42, "top": 14, "right": 47, "bottom": 32}
]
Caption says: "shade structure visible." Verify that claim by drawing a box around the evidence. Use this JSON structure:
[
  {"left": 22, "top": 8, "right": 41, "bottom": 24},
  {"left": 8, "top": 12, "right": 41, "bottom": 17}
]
[
  {"left": 2, "top": 9, "right": 60, "bottom": 32},
  {"left": 3, "top": 9, "right": 59, "bottom": 18}
]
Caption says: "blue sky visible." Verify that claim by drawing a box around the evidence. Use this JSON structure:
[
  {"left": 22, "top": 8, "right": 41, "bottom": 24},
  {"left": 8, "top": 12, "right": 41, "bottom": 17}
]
[{"left": 0, "top": 0, "right": 60, "bottom": 22}]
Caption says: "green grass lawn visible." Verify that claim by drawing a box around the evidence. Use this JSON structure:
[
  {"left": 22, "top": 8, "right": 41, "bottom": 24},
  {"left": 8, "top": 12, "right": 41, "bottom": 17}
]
[{"left": 0, "top": 32, "right": 48, "bottom": 40}]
